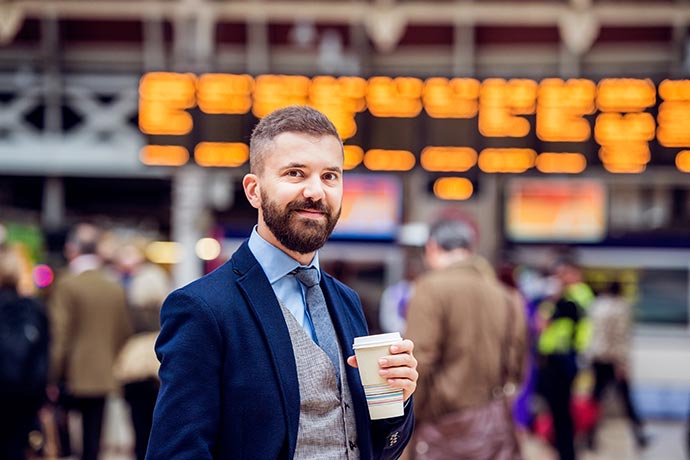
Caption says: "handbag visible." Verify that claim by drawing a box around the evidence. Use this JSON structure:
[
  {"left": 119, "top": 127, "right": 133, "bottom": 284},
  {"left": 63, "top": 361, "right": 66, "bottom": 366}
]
[
  {"left": 414, "top": 293, "right": 522, "bottom": 460},
  {"left": 113, "top": 332, "right": 160, "bottom": 384}
]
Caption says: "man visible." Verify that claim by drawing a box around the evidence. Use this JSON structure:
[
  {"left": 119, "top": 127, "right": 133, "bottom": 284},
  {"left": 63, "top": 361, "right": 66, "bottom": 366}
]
[
  {"left": 48, "top": 223, "right": 133, "bottom": 460},
  {"left": 554, "top": 258, "right": 595, "bottom": 315},
  {"left": 535, "top": 297, "right": 582, "bottom": 460},
  {"left": 405, "top": 219, "right": 526, "bottom": 460},
  {"left": 147, "top": 106, "right": 417, "bottom": 460},
  {"left": 535, "top": 257, "right": 593, "bottom": 460},
  {"left": 587, "top": 281, "right": 647, "bottom": 450},
  {"left": 0, "top": 245, "right": 50, "bottom": 460}
]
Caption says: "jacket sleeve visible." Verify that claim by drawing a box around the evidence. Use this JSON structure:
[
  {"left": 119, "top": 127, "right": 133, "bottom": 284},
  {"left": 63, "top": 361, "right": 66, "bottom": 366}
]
[
  {"left": 47, "top": 281, "right": 74, "bottom": 384},
  {"left": 114, "top": 286, "right": 134, "bottom": 355},
  {"left": 370, "top": 398, "right": 415, "bottom": 460},
  {"left": 403, "top": 276, "right": 444, "bottom": 422},
  {"left": 146, "top": 290, "right": 223, "bottom": 460},
  {"left": 507, "top": 289, "right": 528, "bottom": 387}
]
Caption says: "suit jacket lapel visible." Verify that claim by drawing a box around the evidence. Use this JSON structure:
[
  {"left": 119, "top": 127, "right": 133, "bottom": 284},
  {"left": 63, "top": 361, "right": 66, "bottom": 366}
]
[{"left": 232, "top": 242, "right": 300, "bottom": 459}]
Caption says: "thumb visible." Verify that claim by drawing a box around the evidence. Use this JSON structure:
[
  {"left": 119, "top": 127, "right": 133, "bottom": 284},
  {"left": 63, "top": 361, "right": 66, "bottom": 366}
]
[{"left": 347, "top": 355, "right": 358, "bottom": 368}]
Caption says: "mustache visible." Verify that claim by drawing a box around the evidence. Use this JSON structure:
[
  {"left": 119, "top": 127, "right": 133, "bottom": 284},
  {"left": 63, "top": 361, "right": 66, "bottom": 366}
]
[{"left": 287, "top": 199, "right": 330, "bottom": 214}]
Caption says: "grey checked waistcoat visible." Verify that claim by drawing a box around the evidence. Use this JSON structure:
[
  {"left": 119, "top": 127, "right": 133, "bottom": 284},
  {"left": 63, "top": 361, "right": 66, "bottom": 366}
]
[{"left": 279, "top": 302, "right": 360, "bottom": 460}]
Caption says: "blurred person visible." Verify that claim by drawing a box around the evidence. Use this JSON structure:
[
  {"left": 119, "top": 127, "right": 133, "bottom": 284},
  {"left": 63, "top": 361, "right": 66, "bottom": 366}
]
[
  {"left": 554, "top": 258, "right": 595, "bottom": 313},
  {"left": 405, "top": 219, "right": 527, "bottom": 460},
  {"left": 48, "top": 223, "right": 133, "bottom": 460},
  {"left": 146, "top": 106, "right": 417, "bottom": 460},
  {"left": 114, "top": 262, "right": 171, "bottom": 460},
  {"left": 95, "top": 230, "right": 121, "bottom": 279},
  {"left": 0, "top": 245, "right": 50, "bottom": 460},
  {"left": 535, "top": 258, "right": 592, "bottom": 460},
  {"left": 496, "top": 262, "right": 536, "bottom": 440},
  {"left": 113, "top": 241, "right": 148, "bottom": 289},
  {"left": 379, "top": 256, "right": 424, "bottom": 334},
  {"left": 124, "top": 257, "right": 169, "bottom": 334},
  {"left": 586, "top": 280, "right": 648, "bottom": 450}
]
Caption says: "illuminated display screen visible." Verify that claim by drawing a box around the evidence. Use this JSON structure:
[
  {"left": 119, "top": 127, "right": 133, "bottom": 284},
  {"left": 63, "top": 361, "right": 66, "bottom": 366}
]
[
  {"left": 505, "top": 178, "right": 607, "bottom": 242},
  {"left": 139, "top": 73, "right": 690, "bottom": 175},
  {"left": 330, "top": 174, "right": 402, "bottom": 240}
]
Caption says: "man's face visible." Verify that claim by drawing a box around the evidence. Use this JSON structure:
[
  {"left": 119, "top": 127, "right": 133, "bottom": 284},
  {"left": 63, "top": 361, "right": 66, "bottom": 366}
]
[
  {"left": 260, "top": 188, "right": 341, "bottom": 254},
  {"left": 244, "top": 132, "right": 344, "bottom": 259},
  {"left": 555, "top": 263, "right": 580, "bottom": 286}
]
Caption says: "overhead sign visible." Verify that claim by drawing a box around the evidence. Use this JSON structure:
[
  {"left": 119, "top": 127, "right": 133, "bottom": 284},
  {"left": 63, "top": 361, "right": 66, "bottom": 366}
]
[{"left": 139, "top": 73, "right": 690, "bottom": 174}]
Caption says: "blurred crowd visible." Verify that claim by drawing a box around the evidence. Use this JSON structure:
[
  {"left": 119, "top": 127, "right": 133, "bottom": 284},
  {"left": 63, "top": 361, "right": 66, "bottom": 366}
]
[
  {"left": 0, "top": 217, "right": 658, "bottom": 460},
  {"left": 0, "top": 222, "right": 171, "bottom": 460},
  {"left": 379, "top": 219, "right": 649, "bottom": 460}
]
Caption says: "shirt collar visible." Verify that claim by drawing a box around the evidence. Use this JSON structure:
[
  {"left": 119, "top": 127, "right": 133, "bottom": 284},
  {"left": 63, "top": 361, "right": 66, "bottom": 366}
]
[
  {"left": 247, "top": 226, "right": 321, "bottom": 284},
  {"left": 69, "top": 254, "right": 102, "bottom": 275}
]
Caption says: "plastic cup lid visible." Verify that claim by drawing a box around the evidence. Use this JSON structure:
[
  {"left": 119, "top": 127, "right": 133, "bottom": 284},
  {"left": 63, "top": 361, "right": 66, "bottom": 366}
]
[{"left": 353, "top": 332, "right": 402, "bottom": 349}]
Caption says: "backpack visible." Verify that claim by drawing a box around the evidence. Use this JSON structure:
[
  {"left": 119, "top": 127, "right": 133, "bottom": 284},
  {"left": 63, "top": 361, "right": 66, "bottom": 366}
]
[{"left": 0, "top": 290, "right": 50, "bottom": 397}]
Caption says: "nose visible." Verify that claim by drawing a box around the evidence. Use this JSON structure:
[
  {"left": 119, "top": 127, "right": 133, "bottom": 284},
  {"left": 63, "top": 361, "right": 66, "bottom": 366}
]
[{"left": 302, "top": 175, "right": 326, "bottom": 201}]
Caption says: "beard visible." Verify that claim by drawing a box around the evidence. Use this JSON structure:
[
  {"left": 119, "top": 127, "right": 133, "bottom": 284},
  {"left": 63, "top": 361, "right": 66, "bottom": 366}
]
[{"left": 261, "top": 191, "right": 341, "bottom": 254}]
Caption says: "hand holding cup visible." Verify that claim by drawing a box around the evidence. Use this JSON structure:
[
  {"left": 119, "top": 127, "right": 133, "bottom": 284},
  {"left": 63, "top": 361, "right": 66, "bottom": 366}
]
[{"left": 348, "top": 333, "right": 418, "bottom": 419}]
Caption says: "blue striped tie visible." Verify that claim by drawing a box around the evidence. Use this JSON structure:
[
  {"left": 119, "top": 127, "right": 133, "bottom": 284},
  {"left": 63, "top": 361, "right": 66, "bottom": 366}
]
[{"left": 294, "top": 267, "right": 341, "bottom": 386}]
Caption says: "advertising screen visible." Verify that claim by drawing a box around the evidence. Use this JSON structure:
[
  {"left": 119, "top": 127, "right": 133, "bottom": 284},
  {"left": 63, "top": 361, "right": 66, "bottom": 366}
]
[
  {"left": 505, "top": 178, "right": 607, "bottom": 242},
  {"left": 331, "top": 174, "right": 402, "bottom": 240}
]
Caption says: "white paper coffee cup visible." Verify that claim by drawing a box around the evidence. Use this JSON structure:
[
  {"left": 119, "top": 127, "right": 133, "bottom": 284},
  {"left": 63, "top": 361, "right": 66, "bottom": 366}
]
[{"left": 353, "top": 332, "right": 405, "bottom": 420}]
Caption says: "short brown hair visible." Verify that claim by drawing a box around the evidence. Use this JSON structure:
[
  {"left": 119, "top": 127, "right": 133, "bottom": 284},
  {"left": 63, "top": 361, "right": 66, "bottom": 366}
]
[{"left": 249, "top": 105, "right": 342, "bottom": 174}]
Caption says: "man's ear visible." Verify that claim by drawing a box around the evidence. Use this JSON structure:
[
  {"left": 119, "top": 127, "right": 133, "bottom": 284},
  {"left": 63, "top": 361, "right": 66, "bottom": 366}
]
[{"left": 242, "top": 174, "right": 261, "bottom": 209}]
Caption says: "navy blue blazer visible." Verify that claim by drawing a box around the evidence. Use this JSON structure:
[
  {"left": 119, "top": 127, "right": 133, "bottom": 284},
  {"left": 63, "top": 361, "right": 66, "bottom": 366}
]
[{"left": 146, "top": 241, "right": 414, "bottom": 460}]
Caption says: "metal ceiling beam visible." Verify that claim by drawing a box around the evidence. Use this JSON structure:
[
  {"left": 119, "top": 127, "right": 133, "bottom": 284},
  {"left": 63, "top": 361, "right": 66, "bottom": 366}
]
[{"left": 12, "top": 0, "right": 690, "bottom": 26}]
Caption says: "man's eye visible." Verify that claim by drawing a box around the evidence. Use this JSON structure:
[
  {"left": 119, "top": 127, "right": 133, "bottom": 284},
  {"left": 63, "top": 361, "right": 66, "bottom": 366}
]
[
  {"left": 286, "top": 170, "right": 303, "bottom": 177},
  {"left": 323, "top": 172, "right": 339, "bottom": 181}
]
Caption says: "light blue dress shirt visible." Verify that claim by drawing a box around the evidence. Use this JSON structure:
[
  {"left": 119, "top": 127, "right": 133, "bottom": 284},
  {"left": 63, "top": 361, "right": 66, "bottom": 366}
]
[
  {"left": 249, "top": 227, "right": 410, "bottom": 408},
  {"left": 248, "top": 226, "right": 319, "bottom": 340}
]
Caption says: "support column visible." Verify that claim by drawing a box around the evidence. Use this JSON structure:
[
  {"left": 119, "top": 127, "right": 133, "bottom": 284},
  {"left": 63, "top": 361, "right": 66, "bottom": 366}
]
[
  {"left": 42, "top": 176, "right": 65, "bottom": 231},
  {"left": 558, "top": 45, "right": 581, "bottom": 79},
  {"left": 194, "top": 7, "right": 216, "bottom": 72},
  {"left": 452, "top": 0, "right": 476, "bottom": 77},
  {"left": 350, "top": 21, "right": 370, "bottom": 75},
  {"left": 172, "top": 13, "right": 196, "bottom": 72},
  {"left": 452, "top": 22, "right": 475, "bottom": 77},
  {"left": 558, "top": 1, "right": 598, "bottom": 78},
  {"left": 482, "top": 173, "right": 501, "bottom": 263},
  {"left": 670, "top": 0, "right": 690, "bottom": 77},
  {"left": 143, "top": 14, "right": 166, "bottom": 71},
  {"left": 41, "top": 14, "right": 62, "bottom": 135},
  {"left": 247, "top": 0, "right": 270, "bottom": 75},
  {"left": 171, "top": 166, "right": 207, "bottom": 288}
]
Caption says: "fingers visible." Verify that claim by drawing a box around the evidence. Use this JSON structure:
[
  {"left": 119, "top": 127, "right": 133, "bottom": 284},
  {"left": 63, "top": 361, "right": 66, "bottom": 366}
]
[
  {"left": 380, "top": 368, "right": 418, "bottom": 403},
  {"left": 389, "top": 339, "right": 414, "bottom": 355},
  {"left": 378, "top": 364, "right": 418, "bottom": 384},
  {"left": 378, "top": 339, "right": 418, "bottom": 402},
  {"left": 379, "top": 339, "right": 416, "bottom": 369}
]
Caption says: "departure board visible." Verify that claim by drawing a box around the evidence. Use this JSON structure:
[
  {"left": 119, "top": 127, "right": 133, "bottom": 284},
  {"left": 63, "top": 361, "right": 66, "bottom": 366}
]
[{"left": 139, "top": 73, "right": 690, "bottom": 176}]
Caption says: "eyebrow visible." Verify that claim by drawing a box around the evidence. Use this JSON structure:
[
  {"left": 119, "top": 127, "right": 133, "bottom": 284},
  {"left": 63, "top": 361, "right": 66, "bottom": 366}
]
[
  {"left": 324, "top": 166, "right": 343, "bottom": 175},
  {"left": 281, "top": 163, "right": 343, "bottom": 174}
]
